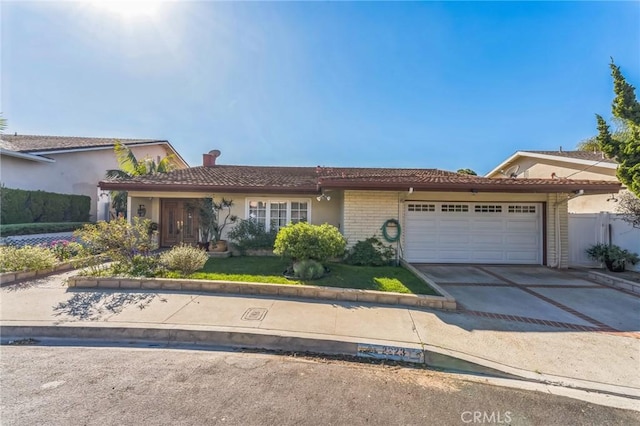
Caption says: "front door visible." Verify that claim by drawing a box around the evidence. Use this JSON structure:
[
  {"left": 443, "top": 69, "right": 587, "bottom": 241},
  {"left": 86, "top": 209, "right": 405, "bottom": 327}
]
[{"left": 161, "top": 199, "right": 200, "bottom": 247}]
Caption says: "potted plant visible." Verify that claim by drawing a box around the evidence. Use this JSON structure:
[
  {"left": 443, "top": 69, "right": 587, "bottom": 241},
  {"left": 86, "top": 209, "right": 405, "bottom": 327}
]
[
  {"left": 585, "top": 243, "right": 639, "bottom": 272},
  {"left": 211, "top": 198, "right": 238, "bottom": 252}
]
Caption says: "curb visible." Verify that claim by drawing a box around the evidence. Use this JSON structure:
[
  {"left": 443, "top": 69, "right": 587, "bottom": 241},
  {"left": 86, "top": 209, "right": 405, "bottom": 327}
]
[
  {"left": 588, "top": 270, "right": 640, "bottom": 294},
  {"left": 2, "top": 323, "right": 638, "bottom": 399},
  {"left": 67, "top": 276, "right": 457, "bottom": 310}
]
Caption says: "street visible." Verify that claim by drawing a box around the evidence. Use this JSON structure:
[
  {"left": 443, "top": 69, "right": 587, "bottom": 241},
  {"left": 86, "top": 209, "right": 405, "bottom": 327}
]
[{"left": 1, "top": 345, "right": 638, "bottom": 425}]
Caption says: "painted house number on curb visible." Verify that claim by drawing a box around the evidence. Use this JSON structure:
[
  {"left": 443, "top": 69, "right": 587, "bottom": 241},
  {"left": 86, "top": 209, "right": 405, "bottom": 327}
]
[{"left": 357, "top": 343, "right": 424, "bottom": 363}]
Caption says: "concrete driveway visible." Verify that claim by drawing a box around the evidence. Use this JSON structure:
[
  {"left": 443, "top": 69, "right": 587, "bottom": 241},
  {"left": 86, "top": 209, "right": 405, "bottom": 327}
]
[{"left": 414, "top": 265, "right": 640, "bottom": 335}]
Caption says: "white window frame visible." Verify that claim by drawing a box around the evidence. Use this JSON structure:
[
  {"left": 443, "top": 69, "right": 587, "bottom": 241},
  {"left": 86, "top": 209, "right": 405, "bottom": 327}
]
[{"left": 245, "top": 198, "right": 312, "bottom": 231}]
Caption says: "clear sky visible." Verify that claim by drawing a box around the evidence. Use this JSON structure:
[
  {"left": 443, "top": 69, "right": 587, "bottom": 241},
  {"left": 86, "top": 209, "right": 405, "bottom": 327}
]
[{"left": 2, "top": 1, "right": 639, "bottom": 174}]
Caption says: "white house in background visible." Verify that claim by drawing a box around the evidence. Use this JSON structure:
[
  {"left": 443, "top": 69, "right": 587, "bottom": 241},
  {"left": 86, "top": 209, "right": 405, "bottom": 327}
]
[
  {"left": 486, "top": 150, "right": 639, "bottom": 271},
  {"left": 485, "top": 150, "right": 622, "bottom": 213},
  {"left": 0, "top": 134, "right": 189, "bottom": 221}
]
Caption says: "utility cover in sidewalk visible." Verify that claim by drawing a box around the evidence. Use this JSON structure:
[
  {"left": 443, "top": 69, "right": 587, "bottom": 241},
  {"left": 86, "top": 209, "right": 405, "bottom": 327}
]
[{"left": 242, "top": 308, "right": 268, "bottom": 321}]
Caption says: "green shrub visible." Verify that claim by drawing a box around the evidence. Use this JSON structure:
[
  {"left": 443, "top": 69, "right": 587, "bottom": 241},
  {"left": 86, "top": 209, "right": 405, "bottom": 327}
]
[
  {"left": 112, "top": 254, "right": 161, "bottom": 277},
  {"left": 227, "top": 219, "right": 278, "bottom": 254},
  {"left": 274, "top": 222, "right": 346, "bottom": 262},
  {"left": 160, "top": 244, "right": 208, "bottom": 276},
  {"left": 0, "top": 222, "right": 90, "bottom": 236},
  {"left": 345, "top": 237, "right": 396, "bottom": 266},
  {"left": 0, "top": 245, "right": 57, "bottom": 272},
  {"left": 292, "top": 259, "right": 325, "bottom": 280},
  {"left": 73, "top": 218, "right": 153, "bottom": 267},
  {"left": 0, "top": 187, "right": 90, "bottom": 224},
  {"left": 49, "top": 240, "right": 84, "bottom": 261}
]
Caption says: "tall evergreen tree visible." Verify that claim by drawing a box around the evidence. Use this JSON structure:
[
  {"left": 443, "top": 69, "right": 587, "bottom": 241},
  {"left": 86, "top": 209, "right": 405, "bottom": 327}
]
[{"left": 596, "top": 60, "right": 640, "bottom": 196}]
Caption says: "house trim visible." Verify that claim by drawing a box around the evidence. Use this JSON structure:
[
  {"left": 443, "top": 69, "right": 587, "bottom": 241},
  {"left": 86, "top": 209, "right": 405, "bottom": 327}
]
[
  {"left": 485, "top": 151, "right": 617, "bottom": 178},
  {"left": 0, "top": 148, "right": 56, "bottom": 163}
]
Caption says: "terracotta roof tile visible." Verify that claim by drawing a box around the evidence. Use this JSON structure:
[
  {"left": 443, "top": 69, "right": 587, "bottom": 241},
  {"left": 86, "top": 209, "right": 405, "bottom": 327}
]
[
  {"left": 1, "top": 134, "right": 164, "bottom": 153},
  {"left": 99, "top": 164, "right": 621, "bottom": 194}
]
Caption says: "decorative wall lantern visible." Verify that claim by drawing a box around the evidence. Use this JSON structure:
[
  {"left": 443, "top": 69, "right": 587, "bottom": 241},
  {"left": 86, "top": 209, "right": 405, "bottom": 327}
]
[{"left": 137, "top": 204, "right": 147, "bottom": 217}]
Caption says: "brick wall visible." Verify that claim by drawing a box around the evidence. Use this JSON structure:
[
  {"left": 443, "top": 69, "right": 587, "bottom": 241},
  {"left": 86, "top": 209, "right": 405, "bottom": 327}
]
[{"left": 343, "top": 190, "right": 400, "bottom": 247}]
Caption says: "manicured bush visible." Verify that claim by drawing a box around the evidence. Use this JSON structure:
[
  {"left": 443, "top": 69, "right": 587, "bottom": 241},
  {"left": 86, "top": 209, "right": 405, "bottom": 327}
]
[
  {"left": 227, "top": 219, "right": 278, "bottom": 255},
  {"left": 160, "top": 244, "right": 209, "bottom": 276},
  {"left": 0, "top": 222, "right": 90, "bottom": 236},
  {"left": 345, "top": 237, "right": 396, "bottom": 266},
  {"left": 273, "top": 222, "right": 346, "bottom": 262},
  {"left": 0, "top": 245, "right": 57, "bottom": 272},
  {"left": 292, "top": 259, "right": 325, "bottom": 280},
  {"left": 0, "top": 187, "right": 90, "bottom": 224}
]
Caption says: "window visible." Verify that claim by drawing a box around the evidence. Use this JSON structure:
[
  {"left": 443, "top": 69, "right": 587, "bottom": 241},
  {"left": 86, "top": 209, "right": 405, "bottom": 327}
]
[
  {"left": 407, "top": 203, "right": 435, "bottom": 212},
  {"left": 508, "top": 205, "right": 536, "bottom": 214},
  {"left": 441, "top": 204, "right": 469, "bottom": 212},
  {"left": 247, "top": 199, "right": 310, "bottom": 231},
  {"left": 474, "top": 205, "right": 502, "bottom": 213}
]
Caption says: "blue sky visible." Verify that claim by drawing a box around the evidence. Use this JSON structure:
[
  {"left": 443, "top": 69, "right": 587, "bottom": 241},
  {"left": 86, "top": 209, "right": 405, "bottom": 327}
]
[{"left": 2, "top": 1, "right": 639, "bottom": 174}]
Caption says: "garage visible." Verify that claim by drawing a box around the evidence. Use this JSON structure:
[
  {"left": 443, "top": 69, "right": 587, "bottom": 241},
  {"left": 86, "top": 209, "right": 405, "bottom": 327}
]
[{"left": 404, "top": 202, "right": 543, "bottom": 264}]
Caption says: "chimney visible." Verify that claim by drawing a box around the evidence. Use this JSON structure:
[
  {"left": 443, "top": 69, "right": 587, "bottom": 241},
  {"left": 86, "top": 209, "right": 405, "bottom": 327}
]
[{"left": 203, "top": 149, "right": 221, "bottom": 167}]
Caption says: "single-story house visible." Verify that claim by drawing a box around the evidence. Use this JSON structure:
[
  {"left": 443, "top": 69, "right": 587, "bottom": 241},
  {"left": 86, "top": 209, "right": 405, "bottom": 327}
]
[
  {"left": 99, "top": 150, "right": 621, "bottom": 268},
  {"left": 0, "top": 134, "right": 189, "bottom": 221},
  {"left": 485, "top": 150, "right": 623, "bottom": 214}
]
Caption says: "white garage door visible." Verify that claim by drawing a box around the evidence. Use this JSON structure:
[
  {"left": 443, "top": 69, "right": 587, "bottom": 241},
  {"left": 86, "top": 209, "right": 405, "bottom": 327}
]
[{"left": 404, "top": 202, "right": 542, "bottom": 264}]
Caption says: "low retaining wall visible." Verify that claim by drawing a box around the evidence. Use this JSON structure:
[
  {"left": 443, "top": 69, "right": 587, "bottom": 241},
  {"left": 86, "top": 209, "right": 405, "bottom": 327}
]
[
  {"left": 67, "top": 276, "right": 457, "bottom": 310},
  {"left": 0, "top": 262, "right": 75, "bottom": 286},
  {"left": 588, "top": 271, "right": 640, "bottom": 294}
]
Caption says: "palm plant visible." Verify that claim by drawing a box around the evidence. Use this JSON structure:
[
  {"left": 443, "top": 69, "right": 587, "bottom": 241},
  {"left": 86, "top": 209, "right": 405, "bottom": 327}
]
[{"left": 105, "top": 141, "right": 175, "bottom": 217}]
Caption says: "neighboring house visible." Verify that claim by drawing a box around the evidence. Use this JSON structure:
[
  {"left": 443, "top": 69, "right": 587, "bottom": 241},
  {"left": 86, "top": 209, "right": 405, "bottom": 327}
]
[
  {"left": 485, "top": 150, "right": 621, "bottom": 213},
  {"left": 99, "top": 150, "right": 620, "bottom": 268},
  {"left": 486, "top": 150, "right": 639, "bottom": 271},
  {"left": 0, "top": 134, "right": 189, "bottom": 221}
]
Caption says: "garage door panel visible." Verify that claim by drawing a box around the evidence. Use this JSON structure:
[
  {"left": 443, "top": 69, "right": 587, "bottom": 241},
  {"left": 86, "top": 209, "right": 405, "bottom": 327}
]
[{"left": 405, "top": 202, "right": 541, "bottom": 265}]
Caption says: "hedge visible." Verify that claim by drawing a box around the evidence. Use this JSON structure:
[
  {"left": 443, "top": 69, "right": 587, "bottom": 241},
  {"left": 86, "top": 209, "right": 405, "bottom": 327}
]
[
  {"left": 0, "top": 222, "right": 90, "bottom": 236},
  {"left": 0, "top": 187, "right": 91, "bottom": 224}
]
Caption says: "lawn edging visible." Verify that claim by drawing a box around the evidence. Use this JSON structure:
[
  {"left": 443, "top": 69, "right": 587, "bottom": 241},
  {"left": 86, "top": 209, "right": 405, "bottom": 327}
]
[
  {"left": 588, "top": 270, "right": 640, "bottom": 294},
  {"left": 0, "top": 256, "right": 107, "bottom": 287},
  {"left": 400, "top": 260, "right": 457, "bottom": 304},
  {"left": 1, "top": 262, "right": 76, "bottom": 286},
  {"left": 67, "top": 275, "right": 457, "bottom": 310}
]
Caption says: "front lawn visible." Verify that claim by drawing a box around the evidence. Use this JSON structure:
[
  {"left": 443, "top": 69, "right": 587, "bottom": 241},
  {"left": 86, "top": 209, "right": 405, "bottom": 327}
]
[{"left": 188, "top": 257, "right": 438, "bottom": 295}]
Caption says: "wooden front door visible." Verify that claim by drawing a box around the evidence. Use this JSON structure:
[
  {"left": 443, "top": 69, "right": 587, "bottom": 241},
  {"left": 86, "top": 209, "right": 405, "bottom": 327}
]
[{"left": 161, "top": 199, "right": 200, "bottom": 247}]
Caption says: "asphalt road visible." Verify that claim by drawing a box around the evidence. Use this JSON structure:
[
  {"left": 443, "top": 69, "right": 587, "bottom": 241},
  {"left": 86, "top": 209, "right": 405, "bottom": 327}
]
[{"left": 1, "top": 345, "right": 638, "bottom": 426}]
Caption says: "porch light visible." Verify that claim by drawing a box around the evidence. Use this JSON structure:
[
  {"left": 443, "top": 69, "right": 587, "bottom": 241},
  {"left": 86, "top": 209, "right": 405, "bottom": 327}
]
[
  {"left": 316, "top": 193, "right": 331, "bottom": 201},
  {"left": 137, "top": 204, "right": 147, "bottom": 217}
]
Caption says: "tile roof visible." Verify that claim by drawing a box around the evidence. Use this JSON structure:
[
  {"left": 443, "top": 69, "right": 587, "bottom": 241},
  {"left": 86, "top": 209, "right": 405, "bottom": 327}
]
[
  {"left": 99, "top": 164, "right": 621, "bottom": 194},
  {"left": 0, "top": 134, "right": 165, "bottom": 153},
  {"left": 523, "top": 150, "right": 618, "bottom": 164}
]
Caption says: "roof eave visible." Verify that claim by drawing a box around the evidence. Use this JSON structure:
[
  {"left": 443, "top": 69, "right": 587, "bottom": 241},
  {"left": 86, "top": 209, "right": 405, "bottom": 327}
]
[
  {"left": 320, "top": 180, "right": 622, "bottom": 194},
  {"left": 485, "top": 151, "right": 618, "bottom": 177},
  {"left": 98, "top": 181, "right": 320, "bottom": 194},
  {"left": 0, "top": 148, "right": 56, "bottom": 163}
]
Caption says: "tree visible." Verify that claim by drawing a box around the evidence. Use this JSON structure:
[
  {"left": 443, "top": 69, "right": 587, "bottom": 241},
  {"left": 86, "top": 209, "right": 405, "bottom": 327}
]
[
  {"left": 595, "top": 60, "right": 640, "bottom": 196},
  {"left": 456, "top": 168, "right": 477, "bottom": 176},
  {"left": 105, "top": 141, "right": 175, "bottom": 216},
  {"left": 0, "top": 113, "right": 6, "bottom": 132},
  {"left": 617, "top": 192, "right": 640, "bottom": 229},
  {"left": 577, "top": 118, "right": 630, "bottom": 152}
]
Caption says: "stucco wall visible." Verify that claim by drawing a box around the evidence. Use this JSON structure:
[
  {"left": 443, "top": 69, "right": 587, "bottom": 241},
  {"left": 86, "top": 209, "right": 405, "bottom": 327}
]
[
  {"left": 489, "top": 157, "right": 620, "bottom": 214},
  {"left": 126, "top": 191, "right": 343, "bottom": 240},
  {"left": 1, "top": 144, "right": 179, "bottom": 221}
]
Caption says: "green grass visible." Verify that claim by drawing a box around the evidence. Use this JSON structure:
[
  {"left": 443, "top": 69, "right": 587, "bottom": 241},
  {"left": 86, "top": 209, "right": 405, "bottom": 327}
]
[{"left": 188, "top": 256, "right": 439, "bottom": 295}]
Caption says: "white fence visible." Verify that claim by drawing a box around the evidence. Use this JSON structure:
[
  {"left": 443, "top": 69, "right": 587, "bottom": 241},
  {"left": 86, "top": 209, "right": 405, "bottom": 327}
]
[{"left": 569, "top": 213, "right": 640, "bottom": 272}]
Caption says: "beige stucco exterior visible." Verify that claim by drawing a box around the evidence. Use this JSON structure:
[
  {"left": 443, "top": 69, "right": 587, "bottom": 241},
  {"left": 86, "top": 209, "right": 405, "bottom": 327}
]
[
  {"left": 127, "top": 190, "right": 343, "bottom": 241},
  {"left": 0, "top": 144, "right": 185, "bottom": 221},
  {"left": 486, "top": 154, "right": 622, "bottom": 214}
]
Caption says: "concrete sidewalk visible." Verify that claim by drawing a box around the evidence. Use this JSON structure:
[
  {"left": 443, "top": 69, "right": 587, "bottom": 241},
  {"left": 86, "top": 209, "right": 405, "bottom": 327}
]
[{"left": 1, "top": 270, "right": 639, "bottom": 399}]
